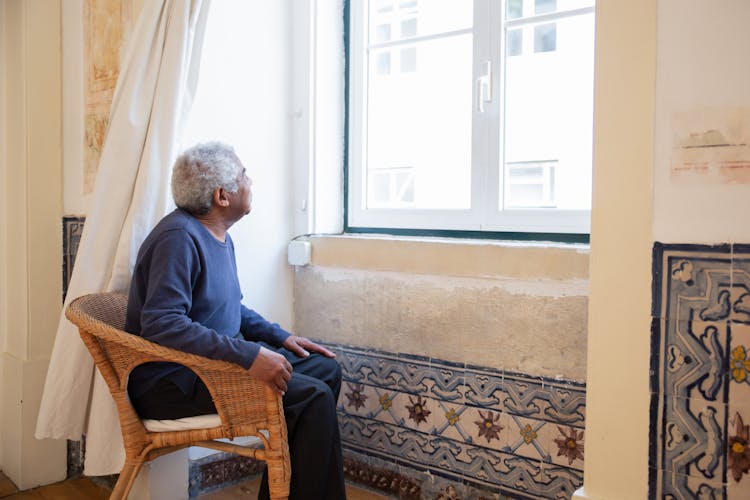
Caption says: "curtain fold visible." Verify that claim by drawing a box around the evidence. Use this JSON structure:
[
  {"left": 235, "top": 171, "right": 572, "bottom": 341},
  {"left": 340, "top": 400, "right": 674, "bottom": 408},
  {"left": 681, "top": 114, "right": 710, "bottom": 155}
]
[{"left": 36, "top": 0, "right": 211, "bottom": 475}]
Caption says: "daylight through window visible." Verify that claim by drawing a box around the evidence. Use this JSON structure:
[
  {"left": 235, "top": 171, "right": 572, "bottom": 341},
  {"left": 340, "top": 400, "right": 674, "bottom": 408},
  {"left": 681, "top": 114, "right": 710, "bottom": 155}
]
[{"left": 348, "top": 0, "right": 595, "bottom": 234}]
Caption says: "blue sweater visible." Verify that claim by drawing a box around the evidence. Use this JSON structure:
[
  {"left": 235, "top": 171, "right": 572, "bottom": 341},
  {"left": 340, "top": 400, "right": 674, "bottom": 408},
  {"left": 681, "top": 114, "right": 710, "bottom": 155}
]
[{"left": 125, "top": 209, "right": 290, "bottom": 398}]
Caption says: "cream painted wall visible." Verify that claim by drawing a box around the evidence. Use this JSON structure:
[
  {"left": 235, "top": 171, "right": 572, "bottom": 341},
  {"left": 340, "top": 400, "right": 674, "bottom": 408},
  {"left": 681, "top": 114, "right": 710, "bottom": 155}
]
[
  {"left": 0, "top": 0, "right": 67, "bottom": 489},
  {"left": 577, "top": 1, "right": 656, "bottom": 499},
  {"left": 653, "top": 0, "right": 750, "bottom": 243},
  {"left": 0, "top": 0, "right": 7, "bottom": 470}
]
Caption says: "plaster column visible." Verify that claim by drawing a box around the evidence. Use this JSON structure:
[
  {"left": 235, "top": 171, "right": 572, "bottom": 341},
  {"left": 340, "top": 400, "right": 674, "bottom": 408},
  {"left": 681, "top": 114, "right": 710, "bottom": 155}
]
[
  {"left": 573, "top": 0, "right": 656, "bottom": 498},
  {"left": 0, "top": 0, "right": 67, "bottom": 490}
]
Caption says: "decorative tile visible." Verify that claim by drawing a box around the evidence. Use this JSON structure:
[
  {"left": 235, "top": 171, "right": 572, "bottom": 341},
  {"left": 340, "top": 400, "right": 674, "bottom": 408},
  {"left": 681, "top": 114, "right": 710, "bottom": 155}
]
[
  {"left": 652, "top": 245, "right": 732, "bottom": 321},
  {"left": 538, "top": 462, "right": 584, "bottom": 500},
  {"left": 661, "top": 395, "right": 726, "bottom": 479},
  {"left": 434, "top": 401, "right": 472, "bottom": 444},
  {"left": 62, "top": 216, "right": 85, "bottom": 302},
  {"left": 329, "top": 343, "right": 586, "bottom": 498},
  {"left": 541, "top": 382, "right": 587, "bottom": 427},
  {"left": 651, "top": 243, "right": 750, "bottom": 499},
  {"left": 464, "top": 367, "right": 504, "bottom": 409},
  {"left": 658, "top": 469, "right": 725, "bottom": 499},
  {"left": 659, "top": 319, "right": 729, "bottom": 399},
  {"left": 188, "top": 452, "right": 263, "bottom": 497},
  {"left": 343, "top": 454, "right": 421, "bottom": 499},
  {"left": 505, "top": 414, "right": 550, "bottom": 462},
  {"left": 726, "top": 403, "right": 750, "bottom": 488},
  {"left": 466, "top": 406, "right": 508, "bottom": 452},
  {"left": 544, "top": 423, "right": 585, "bottom": 471}
]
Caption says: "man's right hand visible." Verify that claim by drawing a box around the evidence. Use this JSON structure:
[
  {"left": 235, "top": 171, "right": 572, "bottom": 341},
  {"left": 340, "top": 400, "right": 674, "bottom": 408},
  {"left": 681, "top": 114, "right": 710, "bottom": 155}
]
[{"left": 248, "top": 346, "right": 293, "bottom": 395}]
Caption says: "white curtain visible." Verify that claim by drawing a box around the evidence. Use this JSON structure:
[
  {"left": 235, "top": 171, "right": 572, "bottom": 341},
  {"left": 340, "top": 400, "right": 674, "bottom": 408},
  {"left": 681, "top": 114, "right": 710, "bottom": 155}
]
[{"left": 36, "top": 0, "right": 211, "bottom": 475}]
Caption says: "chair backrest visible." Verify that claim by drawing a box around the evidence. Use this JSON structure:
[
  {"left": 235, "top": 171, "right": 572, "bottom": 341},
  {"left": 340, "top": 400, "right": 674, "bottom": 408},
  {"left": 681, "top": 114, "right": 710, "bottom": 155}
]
[
  {"left": 65, "top": 292, "right": 153, "bottom": 442},
  {"left": 70, "top": 291, "right": 129, "bottom": 329}
]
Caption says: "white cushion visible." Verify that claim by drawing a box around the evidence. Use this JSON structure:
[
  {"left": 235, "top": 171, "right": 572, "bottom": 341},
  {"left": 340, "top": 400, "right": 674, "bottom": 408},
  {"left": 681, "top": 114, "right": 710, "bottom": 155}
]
[{"left": 142, "top": 413, "right": 221, "bottom": 432}]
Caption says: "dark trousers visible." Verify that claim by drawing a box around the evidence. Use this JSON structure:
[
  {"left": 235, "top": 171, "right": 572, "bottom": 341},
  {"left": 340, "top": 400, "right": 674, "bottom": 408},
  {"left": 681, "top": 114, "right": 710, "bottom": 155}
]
[{"left": 130, "top": 344, "right": 346, "bottom": 500}]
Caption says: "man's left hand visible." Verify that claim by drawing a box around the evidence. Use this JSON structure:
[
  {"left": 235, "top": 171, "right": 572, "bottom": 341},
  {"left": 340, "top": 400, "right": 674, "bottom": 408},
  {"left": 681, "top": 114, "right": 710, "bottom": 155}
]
[{"left": 283, "top": 336, "right": 336, "bottom": 359}]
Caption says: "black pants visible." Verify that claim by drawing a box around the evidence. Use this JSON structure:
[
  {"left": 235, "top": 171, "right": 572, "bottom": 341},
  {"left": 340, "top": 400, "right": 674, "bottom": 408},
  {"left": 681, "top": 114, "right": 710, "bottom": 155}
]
[{"left": 130, "top": 344, "right": 346, "bottom": 500}]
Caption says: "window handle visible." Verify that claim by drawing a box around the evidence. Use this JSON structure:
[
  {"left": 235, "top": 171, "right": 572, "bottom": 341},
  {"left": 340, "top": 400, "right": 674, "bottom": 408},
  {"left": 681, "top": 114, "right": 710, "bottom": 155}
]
[{"left": 475, "top": 60, "right": 493, "bottom": 113}]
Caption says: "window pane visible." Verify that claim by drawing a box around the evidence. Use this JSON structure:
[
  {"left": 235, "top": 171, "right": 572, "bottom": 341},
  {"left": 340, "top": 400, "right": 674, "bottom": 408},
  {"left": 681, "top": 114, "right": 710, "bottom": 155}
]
[
  {"left": 506, "top": 0, "right": 523, "bottom": 20},
  {"left": 369, "top": 0, "right": 472, "bottom": 44},
  {"left": 401, "top": 18, "right": 417, "bottom": 38},
  {"left": 376, "top": 24, "right": 392, "bottom": 43},
  {"left": 366, "top": 35, "right": 473, "bottom": 210},
  {"left": 534, "top": 23, "right": 556, "bottom": 52},
  {"left": 535, "top": 0, "right": 557, "bottom": 15},
  {"left": 376, "top": 0, "right": 394, "bottom": 13},
  {"left": 502, "top": 10, "right": 594, "bottom": 211},
  {"left": 506, "top": 28, "right": 523, "bottom": 56},
  {"left": 375, "top": 52, "right": 391, "bottom": 75}
]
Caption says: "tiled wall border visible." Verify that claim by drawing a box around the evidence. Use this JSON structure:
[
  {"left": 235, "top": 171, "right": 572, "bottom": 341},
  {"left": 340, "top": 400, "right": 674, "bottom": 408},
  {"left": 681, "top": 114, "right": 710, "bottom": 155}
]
[
  {"left": 326, "top": 342, "right": 586, "bottom": 499},
  {"left": 63, "top": 216, "right": 86, "bottom": 477},
  {"left": 62, "top": 216, "right": 85, "bottom": 302},
  {"left": 188, "top": 452, "right": 264, "bottom": 497},
  {"left": 650, "top": 243, "right": 750, "bottom": 499}
]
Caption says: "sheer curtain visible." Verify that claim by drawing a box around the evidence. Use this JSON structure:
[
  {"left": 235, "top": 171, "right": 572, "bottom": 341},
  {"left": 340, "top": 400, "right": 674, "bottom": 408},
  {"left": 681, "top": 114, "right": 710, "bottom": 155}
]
[{"left": 36, "top": 0, "right": 211, "bottom": 475}]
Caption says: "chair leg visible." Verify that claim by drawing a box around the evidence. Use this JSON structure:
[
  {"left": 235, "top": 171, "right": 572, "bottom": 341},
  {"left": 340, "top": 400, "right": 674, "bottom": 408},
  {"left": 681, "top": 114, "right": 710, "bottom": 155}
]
[
  {"left": 266, "top": 457, "right": 290, "bottom": 500},
  {"left": 110, "top": 459, "right": 145, "bottom": 500}
]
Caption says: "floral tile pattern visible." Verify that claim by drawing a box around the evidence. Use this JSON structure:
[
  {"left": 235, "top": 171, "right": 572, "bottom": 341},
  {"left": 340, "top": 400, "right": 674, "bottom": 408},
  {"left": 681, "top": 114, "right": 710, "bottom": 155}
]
[
  {"left": 651, "top": 243, "right": 750, "bottom": 499},
  {"left": 328, "top": 343, "right": 586, "bottom": 499}
]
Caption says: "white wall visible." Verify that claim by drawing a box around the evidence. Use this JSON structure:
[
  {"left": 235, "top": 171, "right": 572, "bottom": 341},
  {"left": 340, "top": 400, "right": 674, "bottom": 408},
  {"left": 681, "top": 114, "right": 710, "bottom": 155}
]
[
  {"left": 181, "top": 0, "right": 295, "bottom": 329},
  {"left": 654, "top": 0, "right": 750, "bottom": 243}
]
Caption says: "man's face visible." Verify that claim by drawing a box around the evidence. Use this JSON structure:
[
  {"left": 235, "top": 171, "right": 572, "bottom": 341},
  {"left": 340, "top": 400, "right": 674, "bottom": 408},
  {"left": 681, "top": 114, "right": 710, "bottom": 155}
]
[{"left": 235, "top": 167, "right": 252, "bottom": 216}]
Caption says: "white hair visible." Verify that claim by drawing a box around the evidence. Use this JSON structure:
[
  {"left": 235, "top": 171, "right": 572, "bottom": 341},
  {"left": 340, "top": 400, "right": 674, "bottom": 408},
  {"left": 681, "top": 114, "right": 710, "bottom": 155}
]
[{"left": 171, "top": 142, "right": 242, "bottom": 215}]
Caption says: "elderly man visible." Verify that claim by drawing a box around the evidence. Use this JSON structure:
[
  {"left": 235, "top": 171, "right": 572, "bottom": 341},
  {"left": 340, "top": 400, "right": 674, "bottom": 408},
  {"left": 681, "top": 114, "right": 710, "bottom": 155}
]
[{"left": 125, "top": 142, "right": 345, "bottom": 499}]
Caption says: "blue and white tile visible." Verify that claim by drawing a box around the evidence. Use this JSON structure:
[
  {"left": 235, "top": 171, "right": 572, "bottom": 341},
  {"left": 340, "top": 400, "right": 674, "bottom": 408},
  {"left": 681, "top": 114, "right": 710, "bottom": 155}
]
[
  {"left": 497, "top": 373, "right": 548, "bottom": 421},
  {"left": 539, "top": 461, "right": 584, "bottom": 500},
  {"left": 661, "top": 395, "right": 726, "bottom": 481},
  {"left": 463, "top": 366, "right": 504, "bottom": 410},
  {"left": 657, "top": 469, "right": 725, "bottom": 500},
  {"left": 659, "top": 249, "right": 731, "bottom": 322},
  {"left": 432, "top": 400, "right": 473, "bottom": 445},
  {"left": 504, "top": 414, "right": 551, "bottom": 463},
  {"left": 661, "top": 319, "right": 728, "bottom": 400},
  {"left": 540, "top": 381, "right": 586, "bottom": 428},
  {"left": 542, "top": 423, "right": 585, "bottom": 471},
  {"left": 462, "top": 406, "right": 508, "bottom": 452}
]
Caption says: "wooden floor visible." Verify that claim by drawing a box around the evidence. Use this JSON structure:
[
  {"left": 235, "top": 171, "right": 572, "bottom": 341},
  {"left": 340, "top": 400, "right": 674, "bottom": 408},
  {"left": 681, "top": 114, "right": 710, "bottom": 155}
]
[{"left": 0, "top": 471, "right": 388, "bottom": 499}]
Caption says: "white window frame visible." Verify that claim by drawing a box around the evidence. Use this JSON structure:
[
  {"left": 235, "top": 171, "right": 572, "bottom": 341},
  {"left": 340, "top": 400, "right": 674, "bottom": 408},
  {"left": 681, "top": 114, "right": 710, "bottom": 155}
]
[{"left": 347, "top": 0, "right": 594, "bottom": 235}]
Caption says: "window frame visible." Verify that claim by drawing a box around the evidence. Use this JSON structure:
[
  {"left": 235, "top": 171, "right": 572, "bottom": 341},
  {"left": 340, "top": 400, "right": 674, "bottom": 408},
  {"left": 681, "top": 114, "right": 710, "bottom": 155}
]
[{"left": 344, "top": 0, "right": 593, "bottom": 243}]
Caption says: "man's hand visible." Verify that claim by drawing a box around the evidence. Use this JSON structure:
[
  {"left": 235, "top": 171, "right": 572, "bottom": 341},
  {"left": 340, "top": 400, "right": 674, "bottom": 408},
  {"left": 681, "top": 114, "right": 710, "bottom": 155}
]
[
  {"left": 248, "top": 346, "right": 293, "bottom": 395},
  {"left": 283, "top": 336, "right": 336, "bottom": 359}
]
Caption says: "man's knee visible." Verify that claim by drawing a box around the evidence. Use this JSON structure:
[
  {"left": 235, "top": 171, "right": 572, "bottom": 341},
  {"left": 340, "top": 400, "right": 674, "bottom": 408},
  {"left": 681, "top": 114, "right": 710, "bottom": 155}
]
[{"left": 318, "top": 356, "right": 342, "bottom": 397}]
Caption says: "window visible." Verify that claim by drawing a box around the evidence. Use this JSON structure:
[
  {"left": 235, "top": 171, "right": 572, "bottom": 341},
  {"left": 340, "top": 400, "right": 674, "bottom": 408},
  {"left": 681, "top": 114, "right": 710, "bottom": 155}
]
[{"left": 347, "top": 0, "right": 595, "bottom": 235}]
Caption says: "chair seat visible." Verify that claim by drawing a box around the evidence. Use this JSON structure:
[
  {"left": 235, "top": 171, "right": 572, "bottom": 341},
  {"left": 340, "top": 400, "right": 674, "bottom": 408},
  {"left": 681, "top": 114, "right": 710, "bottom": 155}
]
[{"left": 142, "top": 413, "right": 221, "bottom": 432}]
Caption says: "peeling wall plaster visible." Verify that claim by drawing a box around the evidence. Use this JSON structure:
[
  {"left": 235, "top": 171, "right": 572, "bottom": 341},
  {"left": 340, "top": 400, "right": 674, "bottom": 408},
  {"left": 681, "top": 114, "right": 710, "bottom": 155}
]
[{"left": 294, "top": 265, "right": 588, "bottom": 381}]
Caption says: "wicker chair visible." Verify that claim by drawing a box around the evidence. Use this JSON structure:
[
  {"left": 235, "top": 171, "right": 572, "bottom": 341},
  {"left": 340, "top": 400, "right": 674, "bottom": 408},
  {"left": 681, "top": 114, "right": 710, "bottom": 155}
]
[{"left": 65, "top": 292, "right": 291, "bottom": 500}]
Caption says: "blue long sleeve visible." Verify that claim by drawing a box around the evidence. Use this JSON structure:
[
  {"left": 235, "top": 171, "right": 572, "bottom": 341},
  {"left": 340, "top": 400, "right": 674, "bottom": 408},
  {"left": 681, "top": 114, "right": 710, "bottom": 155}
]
[{"left": 125, "top": 209, "right": 285, "bottom": 397}]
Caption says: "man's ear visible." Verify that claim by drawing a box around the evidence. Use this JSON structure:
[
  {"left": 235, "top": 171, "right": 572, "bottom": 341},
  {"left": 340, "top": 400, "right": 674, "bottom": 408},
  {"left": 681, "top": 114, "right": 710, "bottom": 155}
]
[{"left": 213, "top": 187, "right": 230, "bottom": 208}]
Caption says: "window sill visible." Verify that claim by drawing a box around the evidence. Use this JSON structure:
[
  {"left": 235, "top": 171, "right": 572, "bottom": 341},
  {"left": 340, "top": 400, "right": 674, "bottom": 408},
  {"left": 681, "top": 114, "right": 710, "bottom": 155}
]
[{"left": 295, "top": 234, "right": 589, "bottom": 280}]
